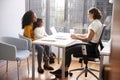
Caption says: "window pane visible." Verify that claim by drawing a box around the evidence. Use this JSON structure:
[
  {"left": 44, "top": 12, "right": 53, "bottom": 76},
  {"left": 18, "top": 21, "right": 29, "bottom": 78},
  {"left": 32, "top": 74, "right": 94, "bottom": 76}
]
[{"left": 29, "top": 0, "right": 112, "bottom": 41}]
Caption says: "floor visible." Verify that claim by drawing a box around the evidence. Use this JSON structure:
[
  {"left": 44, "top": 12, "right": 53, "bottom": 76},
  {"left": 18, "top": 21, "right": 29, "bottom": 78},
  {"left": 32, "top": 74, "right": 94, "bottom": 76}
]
[{"left": 0, "top": 55, "right": 100, "bottom": 80}]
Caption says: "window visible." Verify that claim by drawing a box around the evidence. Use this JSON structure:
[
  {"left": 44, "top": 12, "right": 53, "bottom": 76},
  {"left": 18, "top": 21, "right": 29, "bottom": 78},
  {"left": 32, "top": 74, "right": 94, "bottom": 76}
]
[{"left": 28, "top": 0, "right": 112, "bottom": 41}]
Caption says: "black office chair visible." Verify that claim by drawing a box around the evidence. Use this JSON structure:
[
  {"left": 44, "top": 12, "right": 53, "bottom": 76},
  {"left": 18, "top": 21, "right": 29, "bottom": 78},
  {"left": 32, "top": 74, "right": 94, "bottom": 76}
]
[{"left": 69, "top": 26, "right": 106, "bottom": 80}]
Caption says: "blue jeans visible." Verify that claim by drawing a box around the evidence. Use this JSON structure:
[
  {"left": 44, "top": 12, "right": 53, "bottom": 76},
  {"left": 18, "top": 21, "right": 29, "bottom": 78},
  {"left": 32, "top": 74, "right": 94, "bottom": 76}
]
[{"left": 35, "top": 44, "right": 50, "bottom": 66}]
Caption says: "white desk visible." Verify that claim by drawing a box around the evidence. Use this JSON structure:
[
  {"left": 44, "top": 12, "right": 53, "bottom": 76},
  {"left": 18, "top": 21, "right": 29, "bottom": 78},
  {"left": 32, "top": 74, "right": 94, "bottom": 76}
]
[
  {"left": 32, "top": 33, "right": 76, "bottom": 80},
  {"left": 32, "top": 33, "right": 111, "bottom": 80}
]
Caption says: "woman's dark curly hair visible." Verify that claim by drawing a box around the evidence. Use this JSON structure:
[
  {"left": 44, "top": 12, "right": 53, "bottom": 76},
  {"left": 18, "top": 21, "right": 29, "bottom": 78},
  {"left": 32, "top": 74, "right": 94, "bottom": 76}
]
[
  {"left": 22, "top": 10, "right": 34, "bottom": 29},
  {"left": 89, "top": 7, "right": 102, "bottom": 20}
]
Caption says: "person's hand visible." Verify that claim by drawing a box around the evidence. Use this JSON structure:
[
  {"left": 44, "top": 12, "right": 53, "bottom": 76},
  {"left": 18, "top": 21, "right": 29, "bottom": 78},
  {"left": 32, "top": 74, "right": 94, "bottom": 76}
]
[{"left": 71, "top": 34, "right": 78, "bottom": 39}]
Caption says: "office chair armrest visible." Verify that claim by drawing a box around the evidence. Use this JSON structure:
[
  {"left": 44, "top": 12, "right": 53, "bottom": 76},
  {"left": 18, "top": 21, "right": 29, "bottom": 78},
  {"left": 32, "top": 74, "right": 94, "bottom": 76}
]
[
  {"left": 0, "top": 42, "right": 16, "bottom": 60},
  {"left": 19, "top": 34, "right": 32, "bottom": 51},
  {"left": 13, "top": 38, "right": 28, "bottom": 50}
]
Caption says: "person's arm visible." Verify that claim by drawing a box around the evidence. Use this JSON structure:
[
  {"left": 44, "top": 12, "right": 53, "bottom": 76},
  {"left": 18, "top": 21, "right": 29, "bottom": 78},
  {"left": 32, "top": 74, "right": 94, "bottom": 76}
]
[
  {"left": 76, "top": 34, "right": 87, "bottom": 37},
  {"left": 71, "top": 29, "right": 94, "bottom": 42}
]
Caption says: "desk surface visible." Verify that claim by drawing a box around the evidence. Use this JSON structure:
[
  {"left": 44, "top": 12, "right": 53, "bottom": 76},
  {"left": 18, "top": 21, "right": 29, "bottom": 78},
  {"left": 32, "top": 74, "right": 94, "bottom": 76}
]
[
  {"left": 33, "top": 33, "right": 111, "bottom": 55},
  {"left": 33, "top": 33, "right": 77, "bottom": 47}
]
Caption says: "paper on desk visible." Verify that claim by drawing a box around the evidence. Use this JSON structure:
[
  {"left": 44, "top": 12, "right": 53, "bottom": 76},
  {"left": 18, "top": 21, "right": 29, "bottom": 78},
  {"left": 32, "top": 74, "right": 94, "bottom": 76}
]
[
  {"left": 40, "top": 37, "right": 56, "bottom": 42},
  {"left": 55, "top": 36, "right": 67, "bottom": 40},
  {"left": 55, "top": 33, "right": 71, "bottom": 40}
]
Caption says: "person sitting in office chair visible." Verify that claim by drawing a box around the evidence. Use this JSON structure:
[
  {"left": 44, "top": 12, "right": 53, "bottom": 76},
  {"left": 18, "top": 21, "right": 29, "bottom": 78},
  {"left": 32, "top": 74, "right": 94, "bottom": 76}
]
[
  {"left": 50, "top": 7, "right": 103, "bottom": 78},
  {"left": 22, "top": 10, "right": 54, "bottom": 74},
  {"left": 33, "top": 18, "right": 56, "bottom": 64}
]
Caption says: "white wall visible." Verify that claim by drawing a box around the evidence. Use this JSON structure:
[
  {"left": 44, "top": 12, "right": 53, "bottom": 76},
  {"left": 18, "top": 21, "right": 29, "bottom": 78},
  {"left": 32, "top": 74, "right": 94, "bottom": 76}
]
[{"left": 0, "top": 0, "right": 25, "bottom": 37}]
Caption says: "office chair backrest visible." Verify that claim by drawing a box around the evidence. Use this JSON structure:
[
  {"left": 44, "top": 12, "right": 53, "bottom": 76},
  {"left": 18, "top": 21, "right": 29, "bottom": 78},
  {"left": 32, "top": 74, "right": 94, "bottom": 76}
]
[
  {"left": 98, "top": 25, "right": 106, "bottom": 50},
  {"left": 0, "top": 37, "right": 27, "bottom": 50},
  {"left": 92, "top": 25, "right": 106, "bottom": 58}
]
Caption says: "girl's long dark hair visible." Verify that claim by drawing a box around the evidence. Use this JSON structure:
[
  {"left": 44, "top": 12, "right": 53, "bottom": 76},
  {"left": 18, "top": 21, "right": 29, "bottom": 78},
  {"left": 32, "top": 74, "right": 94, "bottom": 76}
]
[
  {"left": 33, "top": 18, "right": 43, "bottom": 30},
  {"left": 22, "top": 10, "right": 34, "bottom": 29}
]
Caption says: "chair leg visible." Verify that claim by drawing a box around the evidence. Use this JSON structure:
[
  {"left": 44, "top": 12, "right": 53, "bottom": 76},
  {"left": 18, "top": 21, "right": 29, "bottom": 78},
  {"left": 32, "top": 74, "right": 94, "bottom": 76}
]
[
  {"left": 75, "top": 68, "right": 100, "bottom": 80},
  {"left": 58, "top": 47, "right": 60, "bottom": 64},
  {"left": 6, "top": 60, "right": 8, "bottom": 72},
  {"left": 89, "top": 68, "right": 99, "bottom": 72},
  {"left": 69, "top": 67, "right": 84, "bottom": 73},
  {"left": 17, "top": 60, "right": 20, "bottom": 80},
  {"left": 87, "top": 69, "right": 100, "bottom": 80},
  {"left": 79, "top": 58, "right": 83, "bottom": 67},
  {"left": 76, "top": 69, "right": 86, "bottom": 80},
  {"left": 70, "top": 65, "right": 100, "bottom": 80},
  {"left": 27, "top": 58, "right": 29, "bottom": 75}
]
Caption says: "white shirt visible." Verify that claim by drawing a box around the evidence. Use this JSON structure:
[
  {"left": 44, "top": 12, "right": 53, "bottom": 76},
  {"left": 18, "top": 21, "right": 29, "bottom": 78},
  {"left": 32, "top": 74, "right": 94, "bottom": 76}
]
[
  {"left": 34, "top": 26, "right": 48, "bottom": 39},
  {"left": 88, "top": 19, "right": 103, "bottom": 43}
]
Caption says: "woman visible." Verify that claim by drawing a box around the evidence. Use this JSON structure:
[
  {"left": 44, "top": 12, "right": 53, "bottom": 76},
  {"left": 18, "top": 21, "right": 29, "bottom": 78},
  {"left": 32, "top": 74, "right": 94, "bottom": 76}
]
[
  {"left": 50, "top": 7, "right": 103, "bottom": 78},
  {"left": 22, "top": 10, "right": 54, "bottom": 74}
]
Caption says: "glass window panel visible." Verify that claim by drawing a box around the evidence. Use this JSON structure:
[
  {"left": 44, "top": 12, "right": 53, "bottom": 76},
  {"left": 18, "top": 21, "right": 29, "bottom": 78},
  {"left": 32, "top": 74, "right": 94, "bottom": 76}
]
[{"left": 28, "top": 0, "right": 112, "bottom": 41}]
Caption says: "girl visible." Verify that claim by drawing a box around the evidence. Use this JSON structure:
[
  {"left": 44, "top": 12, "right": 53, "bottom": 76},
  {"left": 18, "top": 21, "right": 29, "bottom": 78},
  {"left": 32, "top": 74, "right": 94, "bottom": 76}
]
[
  {"left": 33, "top": 18, "right": 48, "bottom": 39},
  {"left": 33, "top": 18, "right": 56, "bottom": 64}
]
